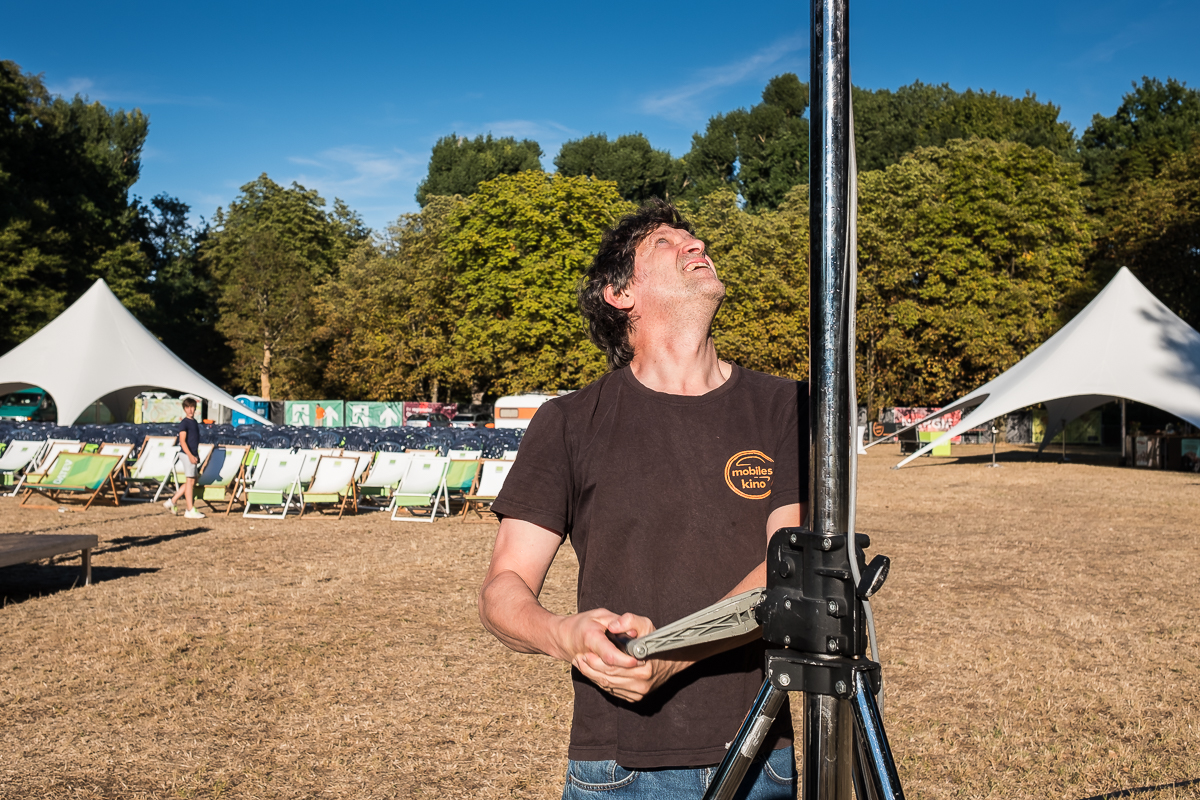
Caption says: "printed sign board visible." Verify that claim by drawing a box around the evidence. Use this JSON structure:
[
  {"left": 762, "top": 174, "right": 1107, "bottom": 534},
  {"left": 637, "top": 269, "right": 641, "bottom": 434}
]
[
  {"left": 1032, "top": 410, "right": 1101, "bottom": 444},
  {"left": 284, "top": 401, "right": 345, "bottom": 428},
  {"left": 345, "top": 401, "right": 406, "bottom": 428}
]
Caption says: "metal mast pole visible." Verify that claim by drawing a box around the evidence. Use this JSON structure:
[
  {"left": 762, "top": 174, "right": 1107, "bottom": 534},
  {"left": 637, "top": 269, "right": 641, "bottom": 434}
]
[{"left": 808, "top": 0, "right": 855, "bottom": 798}]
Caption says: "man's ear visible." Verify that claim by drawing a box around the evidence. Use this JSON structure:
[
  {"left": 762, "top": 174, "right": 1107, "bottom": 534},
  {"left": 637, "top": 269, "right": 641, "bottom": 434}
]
[{"left": 603, "top": 283, "right": 635, "bottom": 310}]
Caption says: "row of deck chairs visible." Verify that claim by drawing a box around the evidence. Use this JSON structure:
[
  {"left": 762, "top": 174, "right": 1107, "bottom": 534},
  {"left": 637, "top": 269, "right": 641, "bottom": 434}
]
[
  {"left": 0, "top": 435, "right": 200, "bottom": 509},
  {"left": 220, "top": 446, "right": 516, "bottom": 521}
]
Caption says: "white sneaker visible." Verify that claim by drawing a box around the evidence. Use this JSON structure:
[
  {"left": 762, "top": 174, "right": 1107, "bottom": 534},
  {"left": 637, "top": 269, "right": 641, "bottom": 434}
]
[
  {"left": 183, "top": 509, "right": 206, "bottom": 519},
  {"left": 162, "top": 500, "right": 178, "bottom": 515}
]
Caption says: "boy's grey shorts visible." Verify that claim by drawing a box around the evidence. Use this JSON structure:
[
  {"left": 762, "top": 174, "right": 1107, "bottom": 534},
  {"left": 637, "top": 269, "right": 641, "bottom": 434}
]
[{"left": 181, "top": 458, "right": 197, "bottom": 479}]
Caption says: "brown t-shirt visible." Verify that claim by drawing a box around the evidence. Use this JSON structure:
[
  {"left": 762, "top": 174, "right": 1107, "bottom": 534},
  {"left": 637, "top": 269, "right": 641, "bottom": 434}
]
[{"left": 491, "top": 364, "right": 809, "bottom": 768}]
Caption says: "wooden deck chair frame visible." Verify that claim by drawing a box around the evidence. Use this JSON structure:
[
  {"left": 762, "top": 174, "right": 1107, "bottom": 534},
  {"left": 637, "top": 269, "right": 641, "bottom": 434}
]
[
  {"left": 19, "top": 452, "right": 124, "bottom": 511},
  {"left": 0, "top": 439, "right": 48, "bottom": 497},
  {"left": 389, "top": 456, "right": 451, "bottom": 522},
  {"left": 298, "top": 455, "right": 361, "bottom": 520},
  {"left": 443, "top": 457, "right": 482, "bottom": 511},
  {"left": 242, "top": 450, "right": 304, "bottom": 519},
  {"left": 462, "top": 459, "right": 515, "bottom": 522}
]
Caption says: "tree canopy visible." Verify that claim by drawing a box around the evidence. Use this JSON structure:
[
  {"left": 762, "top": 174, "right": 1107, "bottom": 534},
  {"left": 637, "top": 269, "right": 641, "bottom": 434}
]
[
  {"left": 554, "top": 133, "right": 677, "bottom": 204},
  {"left": 0, "top": 59, "right": 152, "bottom": 351},
  {"left": 415, "top": 133, "right": 543, "bottom": 206}
]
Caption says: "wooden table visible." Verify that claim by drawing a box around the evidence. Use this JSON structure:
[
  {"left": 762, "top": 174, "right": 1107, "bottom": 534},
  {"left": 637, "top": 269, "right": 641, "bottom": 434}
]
[{"left": 0, "top": 533, "right": 99, "bottom": 586}]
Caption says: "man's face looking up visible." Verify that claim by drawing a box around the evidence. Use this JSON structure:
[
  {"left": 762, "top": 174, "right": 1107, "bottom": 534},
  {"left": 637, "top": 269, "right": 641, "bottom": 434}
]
[{"left": 621, "top": 224, "right": 726, "bottom": 328}]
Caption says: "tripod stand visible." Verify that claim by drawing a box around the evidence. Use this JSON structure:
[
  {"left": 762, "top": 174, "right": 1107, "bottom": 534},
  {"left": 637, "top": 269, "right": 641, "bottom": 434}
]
[{"left": 622, "top": 527, "right": 904, "bottom": 800}]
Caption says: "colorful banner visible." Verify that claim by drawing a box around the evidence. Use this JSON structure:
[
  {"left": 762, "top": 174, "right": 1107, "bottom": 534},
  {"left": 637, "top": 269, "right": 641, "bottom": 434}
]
[
  {"left": 402, "top": 401, "right": 459, "bottom": 422},
  {"left": 890, "top": 407, "right": 964, "bottom": 444},
  {"left": 344, "top": 401, "right": 406, "bottom": 428},
  {"left": 284, "top": 400, "right": 345, "bottom": 427},
  {"left": 141, "top": 398, "right": 185, "bottom": 423}
]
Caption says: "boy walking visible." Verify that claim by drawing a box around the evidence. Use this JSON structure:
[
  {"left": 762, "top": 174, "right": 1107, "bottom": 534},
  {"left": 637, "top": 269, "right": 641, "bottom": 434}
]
[{"left": 164, "top": 397, "right": 205, "bottom": 519}]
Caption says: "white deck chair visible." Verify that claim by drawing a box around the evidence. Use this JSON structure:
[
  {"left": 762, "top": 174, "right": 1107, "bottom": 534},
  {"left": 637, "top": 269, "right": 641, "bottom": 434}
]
[
  {"left": 123, "top": 439, "right": 182, "bottom": 502},
  {"left": 97, "top": 442, "right": 135, "bottom": 460},
  {"left": 462, "top": 459, "right": 515, "bottom": 522},
  {"left": 295, "top": 450, "right": 323, "bottom": 485},
  {"left": 299, "top": 455, "right": 361, "bottom": 519},
  {"left": 390, "top": 456, "right": 450, "bottom": 522},
  {"left": 339, "top": 450, "right": 374, "bottom": 484},
  {"left": 501, "top": 449, "right": 520, "bottom": 460},
  {"left": 242, "top": 450, "right": 304, "bottom": 519},
  {"left": 447, "top": 449, "right": 482, "bottom": 460},
  {"left": 15, "top": 440, "right": 85, "bottom": 495},
  {"left": 358, "top": 452, "right": 414, "bottom": 505},
  {"left": 0, "top": 440, "right": 46, "bottom": 496}
]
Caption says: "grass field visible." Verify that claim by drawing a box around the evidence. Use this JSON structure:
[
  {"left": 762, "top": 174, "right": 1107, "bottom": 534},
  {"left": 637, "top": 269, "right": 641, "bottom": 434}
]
[{"left": 1, "top": 444, "right": 1197, "bottom": 799}]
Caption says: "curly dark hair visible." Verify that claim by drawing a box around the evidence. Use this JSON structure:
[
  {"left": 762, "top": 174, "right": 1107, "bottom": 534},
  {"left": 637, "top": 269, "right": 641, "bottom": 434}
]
[{"left": 578, "top": 199, "right": 695, "bottom": 370}]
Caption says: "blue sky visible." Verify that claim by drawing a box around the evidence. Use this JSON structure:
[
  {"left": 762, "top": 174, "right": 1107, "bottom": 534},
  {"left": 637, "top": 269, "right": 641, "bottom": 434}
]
[{"left": 5, "top": 0, "right": 1198, "bottom": 233}]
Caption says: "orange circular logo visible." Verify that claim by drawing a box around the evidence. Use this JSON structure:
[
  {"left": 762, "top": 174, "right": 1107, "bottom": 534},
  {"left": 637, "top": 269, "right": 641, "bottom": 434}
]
[{"left": 724, "top": 450, "right": 774, "bottom": 500}]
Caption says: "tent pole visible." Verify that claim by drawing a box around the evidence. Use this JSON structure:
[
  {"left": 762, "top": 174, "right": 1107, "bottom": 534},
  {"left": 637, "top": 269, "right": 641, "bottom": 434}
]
[{"left": 1121, "top": 399, "right": 1127, "bottom": 465}]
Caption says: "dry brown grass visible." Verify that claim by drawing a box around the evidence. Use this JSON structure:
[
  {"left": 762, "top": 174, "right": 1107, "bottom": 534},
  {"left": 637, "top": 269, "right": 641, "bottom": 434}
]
[{"left": 1, "top": 444, "right": 1197, "bottom": 799}]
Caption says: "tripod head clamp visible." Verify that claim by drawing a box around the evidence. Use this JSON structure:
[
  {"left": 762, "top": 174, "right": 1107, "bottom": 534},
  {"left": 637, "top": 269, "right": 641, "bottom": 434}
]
[{"left": 757, "top": 526, "right": 889, "bottom": 698}]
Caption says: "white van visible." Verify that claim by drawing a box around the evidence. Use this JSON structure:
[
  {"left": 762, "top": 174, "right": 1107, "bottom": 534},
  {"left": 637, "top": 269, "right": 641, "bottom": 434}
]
[{"left": 493, "top": 394, "right": 556, "bottom": 429}]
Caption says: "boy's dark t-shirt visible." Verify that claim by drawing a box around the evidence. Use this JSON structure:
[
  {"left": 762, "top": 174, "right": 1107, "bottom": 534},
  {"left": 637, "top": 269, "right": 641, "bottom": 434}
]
[
  {"left": 491, "top": 365, "right": 809, "bottom": 769},
  {"left": 178, "top": 416, "right": 201, "bottom": 459}
]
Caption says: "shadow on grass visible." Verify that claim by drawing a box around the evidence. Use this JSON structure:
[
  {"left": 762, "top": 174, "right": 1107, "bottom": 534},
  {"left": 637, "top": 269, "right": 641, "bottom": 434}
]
[
  {"left": 1077, "top": 777, "right": 1200, "bottom": 799},
  {"left": 0, "top": 564, "right": 160, "bottom": 607},
  {"left": 96, "top": 526, "right": 209, "bottom": 555}
]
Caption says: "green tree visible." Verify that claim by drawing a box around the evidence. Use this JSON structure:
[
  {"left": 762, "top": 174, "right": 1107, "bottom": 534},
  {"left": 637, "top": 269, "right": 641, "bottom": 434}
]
[
  {"left": 554, "top": 133, "right": 678, "bottom": 203},
  {"left": 0, "top": 59, "right": 152, "bottom": 352},
  {"left": 856, "top": 139, "right": 1092, "bottom": 413},
  {"left": 1093, "top": 140, "right": 1200, "bottom": 328},
  {"left": 680, "top": 73, "right": 810, "bottom": 209},
  {"left": 202, "top": 174, "right": 366, "bottom": 398},
  {"left": 318, "top": 196, "right": 463, "bottom": 402},
  {"left": 852, "top": 81, "right": 1076, "bottom": 172},
  {"left": 416, "top": 133, "right": 542, "bottom": 206},
  {"left": 687, "top": 188, "right": 810, "bottom": 379},
  {"left": 1081, "top": 77, "right": 1200, "bottom": 203},
  {"left": 441, "top": 171, "right": 630, "bottom": 396},
  {"left": 133, "top": 194, "right": 228, "bottom": 384}
]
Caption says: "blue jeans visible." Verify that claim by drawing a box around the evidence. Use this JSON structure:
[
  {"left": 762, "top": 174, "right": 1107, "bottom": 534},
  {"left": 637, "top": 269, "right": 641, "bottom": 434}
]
[{"left": 562, "top": 746, "right": 796, "bottom": 800}]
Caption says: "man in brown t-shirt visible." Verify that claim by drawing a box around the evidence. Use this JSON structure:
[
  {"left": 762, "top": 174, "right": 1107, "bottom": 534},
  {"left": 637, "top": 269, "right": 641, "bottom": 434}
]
[{"left": 479, "top": 200, "right": 808, "bottom": 799}]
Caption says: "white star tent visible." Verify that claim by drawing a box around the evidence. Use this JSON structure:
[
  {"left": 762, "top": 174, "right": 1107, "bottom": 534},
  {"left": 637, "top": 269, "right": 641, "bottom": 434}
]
[
  {"left": 0, "top": 279, "right": 270, "bottom": 425},
  {"left": 886, "top": 267, "right": 1200, "bottom": 467}
]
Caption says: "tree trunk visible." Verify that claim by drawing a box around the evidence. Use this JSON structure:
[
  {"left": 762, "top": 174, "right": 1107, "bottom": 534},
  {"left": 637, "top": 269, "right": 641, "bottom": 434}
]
[
  {"left": 261, "top": 344, "right": 272, "bottom": 400},
  {"left": 430, "top": 377, "right": 440, "bottom": 404}
]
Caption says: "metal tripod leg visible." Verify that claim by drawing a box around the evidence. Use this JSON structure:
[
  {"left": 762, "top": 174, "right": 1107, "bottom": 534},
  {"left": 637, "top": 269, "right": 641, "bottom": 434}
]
[
  {"left": 848, "top": 668, "right": 904, "bottom": 800},
  {"left": 702, "top": 678, "right": 787, "bottom": 800},
  {"left": 803, "top": 694, "right": 853, "bottom": 800}
]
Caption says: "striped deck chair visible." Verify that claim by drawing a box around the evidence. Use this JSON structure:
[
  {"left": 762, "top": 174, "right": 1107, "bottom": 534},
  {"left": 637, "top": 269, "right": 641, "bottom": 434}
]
[
  {"left": 20, "top": 452, "right": 124, "bottom": 511},
  {"left": 358, "top": 452, "right": 414, "bottom": 506},
  {"left": 298, "top": 455, "right": 361, "bottom": 519},
  {"left": 242, "top": 450, "right": 304, "bottom": 519},
  {"left": 390, "top": 456, "right": 450, "bottom": 522},
  {"left": 195, "top": 444, "right": 251, "bottom": 512},
  {"left": 13, "top": 440, "right": 85, "bottom": 496},
  {"left": 462, "top": 459, "right": 515, "bottom": 522},
  {"left": 0, "top": 440, "right": 46, "bottom": 496}
]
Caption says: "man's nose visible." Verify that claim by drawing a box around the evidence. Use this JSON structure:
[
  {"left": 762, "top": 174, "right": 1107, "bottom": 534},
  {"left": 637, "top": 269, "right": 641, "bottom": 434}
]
[{"left": 684, "top": 237, "right": 705, "bottom": 254}]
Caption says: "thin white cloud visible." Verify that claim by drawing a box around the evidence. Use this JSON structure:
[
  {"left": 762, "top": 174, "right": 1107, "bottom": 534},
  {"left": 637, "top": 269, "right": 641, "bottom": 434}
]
[
  {"left": 286, "top": 145, "right": 426, "bottom": 229},
  {"left": 45, "top": 75, "right": 216, "bottom": 107},
  {"left": 639, "top": 33, "right": 807, "bottom": 122},
  {"left": 449, "top": 119, "right": 580, "bottom": 142}
]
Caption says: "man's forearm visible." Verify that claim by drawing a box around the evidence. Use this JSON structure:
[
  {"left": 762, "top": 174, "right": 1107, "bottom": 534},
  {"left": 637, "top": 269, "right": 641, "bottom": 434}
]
[{"left": 479, "top": 570, "right": 569, "bottom": 660}]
